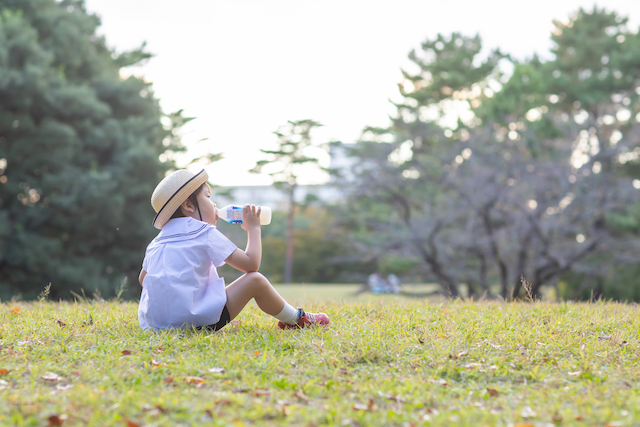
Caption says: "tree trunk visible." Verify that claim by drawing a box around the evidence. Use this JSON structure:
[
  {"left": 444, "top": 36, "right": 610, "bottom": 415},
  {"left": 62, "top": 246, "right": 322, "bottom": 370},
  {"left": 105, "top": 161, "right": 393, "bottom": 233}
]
[
  {"left": 511, "top": 232, "right": 532, "bottom": 300},
  {"left": 481, "top": 206, "right": 509, "bottom": 298},
  {"left": 284, "top": 185, "right": 296, "bottom": 284}
]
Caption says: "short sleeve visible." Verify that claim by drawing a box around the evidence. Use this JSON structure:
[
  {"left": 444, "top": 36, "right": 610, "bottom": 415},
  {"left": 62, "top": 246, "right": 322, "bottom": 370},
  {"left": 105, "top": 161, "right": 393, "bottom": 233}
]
[{"left": 206, "top": 228, "right": 238, "bottom": 267}]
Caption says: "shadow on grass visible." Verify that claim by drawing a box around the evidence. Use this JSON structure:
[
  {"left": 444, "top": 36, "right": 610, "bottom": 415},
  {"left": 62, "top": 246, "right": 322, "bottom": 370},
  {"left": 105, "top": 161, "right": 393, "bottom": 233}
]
[{"left": 349, "top": 284, "right": 442, "bottom": 299}]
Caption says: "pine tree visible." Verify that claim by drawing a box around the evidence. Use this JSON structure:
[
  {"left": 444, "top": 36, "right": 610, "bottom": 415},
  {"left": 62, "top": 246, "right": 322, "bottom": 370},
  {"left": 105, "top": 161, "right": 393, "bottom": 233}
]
[
  {"left": 0, "top": 0, "right": 188, "bottom": 299},
  {"left": 251, "top": 119, "right": 324, "bottom": 284},
  {"left": 339, "top": 8, "right": 640, "bottom": 300}
]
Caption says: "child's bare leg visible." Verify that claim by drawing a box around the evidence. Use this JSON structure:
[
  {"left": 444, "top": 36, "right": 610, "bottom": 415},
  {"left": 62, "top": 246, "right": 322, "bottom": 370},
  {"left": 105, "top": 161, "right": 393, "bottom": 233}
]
[{"left": 225, "top": 272, "right": 287, "bottom": 320}]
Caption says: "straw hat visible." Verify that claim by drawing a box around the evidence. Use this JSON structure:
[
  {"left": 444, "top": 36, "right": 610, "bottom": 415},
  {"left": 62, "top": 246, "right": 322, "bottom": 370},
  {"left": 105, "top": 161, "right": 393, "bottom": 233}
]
[{"left": 151, "top": 169, "right": 208, "bottom": 229}]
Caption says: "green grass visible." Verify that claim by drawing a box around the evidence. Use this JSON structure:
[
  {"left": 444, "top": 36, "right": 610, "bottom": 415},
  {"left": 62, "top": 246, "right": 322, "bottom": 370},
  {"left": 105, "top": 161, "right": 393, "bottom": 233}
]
[
  {"left": 273, "top": 283, "right": 441, "bottom": 305},
  {"left": 1, "top": 290, "right": 640, "bottom": 426}
]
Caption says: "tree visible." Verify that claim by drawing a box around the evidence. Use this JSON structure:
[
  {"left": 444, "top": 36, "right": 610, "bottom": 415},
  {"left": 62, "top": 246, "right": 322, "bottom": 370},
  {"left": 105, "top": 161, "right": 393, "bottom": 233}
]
[
  {"left": 480, "top": 7, "right": 640, "bottom": 299},
  {"left": 0, "top": 0, "right": 189, "bottom": 300},
  {"left": 217, "top": 206, "right": 364, "bottom": 284},
  {"left": 338, "top": 8, "right": 640, "bottom": 300},
  {"left": 250, "top": 119, "right": 324, "bottom": 284}
]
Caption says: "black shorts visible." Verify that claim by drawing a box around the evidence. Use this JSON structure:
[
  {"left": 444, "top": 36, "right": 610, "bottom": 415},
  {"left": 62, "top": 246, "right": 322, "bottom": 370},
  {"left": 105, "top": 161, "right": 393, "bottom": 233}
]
[{"left": 196, "top": 305, "right": 231, "bottom": 332}]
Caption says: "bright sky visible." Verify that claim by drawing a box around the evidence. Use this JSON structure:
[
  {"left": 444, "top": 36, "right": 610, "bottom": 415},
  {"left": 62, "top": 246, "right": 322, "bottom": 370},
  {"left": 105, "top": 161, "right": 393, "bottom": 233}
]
[{"left": 84, "top": 0, "right": 640, "bottom": 186}]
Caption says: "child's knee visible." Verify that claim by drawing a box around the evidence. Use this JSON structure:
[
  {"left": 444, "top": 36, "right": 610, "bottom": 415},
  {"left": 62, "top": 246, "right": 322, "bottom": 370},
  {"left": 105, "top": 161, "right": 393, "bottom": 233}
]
[{"left": 246, "top": 272, "right": 269, "bottom": 288}]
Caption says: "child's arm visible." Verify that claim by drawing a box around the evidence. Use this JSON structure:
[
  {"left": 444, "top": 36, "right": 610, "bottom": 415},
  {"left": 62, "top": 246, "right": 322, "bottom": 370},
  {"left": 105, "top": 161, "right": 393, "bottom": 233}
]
[
  {"left": 139, "top": 269, "right": 147, "bottom": 287},
  {"left": 224, "top": 205, "right": 262, "bottom": 273}
]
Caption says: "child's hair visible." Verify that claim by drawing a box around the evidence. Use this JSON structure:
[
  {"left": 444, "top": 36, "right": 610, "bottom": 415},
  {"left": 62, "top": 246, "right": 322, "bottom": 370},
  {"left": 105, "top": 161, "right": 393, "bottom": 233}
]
[{"left": 170, "top": 182, "right": 207, "bottom": 220}]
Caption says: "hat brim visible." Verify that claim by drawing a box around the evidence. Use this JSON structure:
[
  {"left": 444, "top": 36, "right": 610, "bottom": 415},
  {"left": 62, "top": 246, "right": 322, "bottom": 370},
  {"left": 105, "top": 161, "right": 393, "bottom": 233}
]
[{"left": 152, "top": 169, "right": 208, "bottom": 229}]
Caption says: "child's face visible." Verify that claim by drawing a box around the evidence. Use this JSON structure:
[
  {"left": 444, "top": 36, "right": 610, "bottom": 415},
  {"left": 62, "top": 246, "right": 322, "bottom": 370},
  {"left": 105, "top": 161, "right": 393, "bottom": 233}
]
[{"left": 197, "top": 184, "right": 218, "bottom": 225}]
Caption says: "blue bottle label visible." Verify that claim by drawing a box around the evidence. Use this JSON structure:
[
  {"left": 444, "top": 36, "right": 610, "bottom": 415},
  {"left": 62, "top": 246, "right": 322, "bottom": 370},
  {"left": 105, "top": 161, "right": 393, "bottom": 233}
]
[{"left": 227, "top": 206, "right": 243, "bottom": 224}]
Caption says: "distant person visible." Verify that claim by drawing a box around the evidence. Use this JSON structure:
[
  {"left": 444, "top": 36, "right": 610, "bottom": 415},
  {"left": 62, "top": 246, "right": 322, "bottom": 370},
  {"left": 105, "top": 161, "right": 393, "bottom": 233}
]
[
  {"left": 137, "top": 169, "right": 330, "bottom": 331},
  {"left": 387, "top": 274, "right": 401, "bottom": 294},
  {"left": 368, "top": 272, "right": 385, "bottom": 294}
]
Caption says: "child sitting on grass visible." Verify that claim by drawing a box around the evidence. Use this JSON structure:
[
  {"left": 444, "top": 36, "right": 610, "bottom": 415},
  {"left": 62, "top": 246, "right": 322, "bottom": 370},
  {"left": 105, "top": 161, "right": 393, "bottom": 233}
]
[{"left": 137, "top": 169, "right": 330, "bottom": 331}]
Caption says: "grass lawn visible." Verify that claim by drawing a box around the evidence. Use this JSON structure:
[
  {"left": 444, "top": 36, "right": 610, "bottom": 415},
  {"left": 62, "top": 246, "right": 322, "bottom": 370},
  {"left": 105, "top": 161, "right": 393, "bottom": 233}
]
[
  {"left": 1, "top": 288, "right": 639, "bottom": 426},
  {"left": 272, "top": 283, "right": 442, "bottom": 305}
]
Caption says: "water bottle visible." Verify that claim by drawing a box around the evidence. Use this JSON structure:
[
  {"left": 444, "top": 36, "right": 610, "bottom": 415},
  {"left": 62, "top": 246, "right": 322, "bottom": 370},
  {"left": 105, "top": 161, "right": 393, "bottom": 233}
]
[{"left": 217, "top": 205, "right": 272, "bottom": 225}]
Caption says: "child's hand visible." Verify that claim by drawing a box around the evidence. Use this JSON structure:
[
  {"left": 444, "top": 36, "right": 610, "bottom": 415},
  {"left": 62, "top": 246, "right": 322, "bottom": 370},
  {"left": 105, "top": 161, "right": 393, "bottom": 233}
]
[{"left": 241, "top": 204, "right": 261, "bottom": 231}]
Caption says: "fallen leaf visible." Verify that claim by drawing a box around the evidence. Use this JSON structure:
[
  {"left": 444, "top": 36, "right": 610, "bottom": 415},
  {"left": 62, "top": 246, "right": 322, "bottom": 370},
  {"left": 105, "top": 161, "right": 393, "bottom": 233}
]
[
  {"left": 418, "top": 337, "right": 425, "bottom": 344},
  {"left": 141, "top": 404, "right": 166, "bottom": 415},
  {"left": 488, "top": 343, "right": 502, "bottom": 349},
  {"left": 575, "top": 416, "right": 583, "bottom": 421},
  {"left": 186, "top": 376, "right": 205, "bottom": 385},
  {"left": 437, "top": 334, "right": 447, "bottom": 338},
  {"left": 204, "top": 409, "right": 214, "bottom": 420},
  {"left": 620, "top": 341, "right": 629, "bottom": 347},
  {"left": 552, "top": 413, "right": 563, "bottom": 423},
  {"left": 156, "top": 347, "right": 164, "bottom": 353},
  {"left": 47, "top": 414, "right": 67, "bottom": 426},
  {"left": 342, "top": 419, "right": 361, "bottom": 427},
  {"left": 352, "top": 402, "right": 369, "bottom": 411},
  {"left": 215, "top": 399, "right": 233, "bottom": 407},
  {"left": 231, "top": 320, "right": 241, "bottom": 326},
  {"left": 598, "top": 336, "right": 612, "bottom": 341},
  {"left": 0, "top": 379, "right": 8, "bottom": 390},
  {"left": 515, "top": 424, "right": 534, "bottom": 427},
  {"left": 41, "top": 372, "right": 62, "bottom": 382},
  {"left": 208, "top": 367, "right": 224, "bottom": 373},
  {"left": 293, "top": 391, "right": 309, "bottom": 402},
  {"left": 521, "top": 406, "right": 537, "bottom": 418},
  {"left": 55, "top": 320, "right": 66, "bottom": 328},
  {"left": 486, "top": 388, "right": 499, "bottom": 397},
  {"left": 254, "top": 389, "right": 271, "bottom": 396},
  {"left": 151, "top": 359, "right": 166, "bottom": 367},
  {"left": 568, "top": 371, "right": 581, "bottom": 376},
  {"left": 56, "top": 384, "right": 73, "bottom": 391},
  {"left": 0, "top": 369, "right": 8, "bottom": 375},
  {"left": 253, "top": 351, "right": 261, "bottom": 357},
  {"left": 11, "top": 307, "right": 20, "bottom": 314},
  {"left": 163, "top": 377, "right": 174, "bottom": 384},
  {"left": 124, "top": 420, "right": 141, "bottom": 427},
  {"left": 121, "top": 350, "right": 132, "bottom": 356}
]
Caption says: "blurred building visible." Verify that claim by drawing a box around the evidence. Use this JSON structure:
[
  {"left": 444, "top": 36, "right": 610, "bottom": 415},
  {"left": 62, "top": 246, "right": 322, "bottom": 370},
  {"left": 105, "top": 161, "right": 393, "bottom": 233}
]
[{"left": 213, "top": 143, "right": 356, "bottom": 209}]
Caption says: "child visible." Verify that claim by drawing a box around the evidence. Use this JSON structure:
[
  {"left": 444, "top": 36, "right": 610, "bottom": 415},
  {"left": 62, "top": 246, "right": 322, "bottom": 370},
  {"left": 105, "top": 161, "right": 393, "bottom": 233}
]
[{"left": 137, "top": 168, "right": 330, "bottom": 331}]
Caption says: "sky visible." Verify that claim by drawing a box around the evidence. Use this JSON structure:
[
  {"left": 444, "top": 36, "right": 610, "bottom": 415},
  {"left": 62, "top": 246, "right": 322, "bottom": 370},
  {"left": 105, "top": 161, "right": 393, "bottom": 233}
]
[{"left": 83, "top": 0, "right": 640, "bottom": 186}]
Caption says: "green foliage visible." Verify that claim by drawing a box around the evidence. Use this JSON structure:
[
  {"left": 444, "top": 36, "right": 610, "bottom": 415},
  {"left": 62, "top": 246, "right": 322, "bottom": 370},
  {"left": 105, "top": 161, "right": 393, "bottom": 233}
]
[
  {"left": 3, "top": 298, "right": 640, "bottom": 425},
  {"left": 402, "top": 33, "right": 505, "bottom": 107},
  {"left": 218, "top": 207, "right": 366, "bottom": 284},
  {"left": 251, "top": 119, "right": 325, "bottom": 187},
  {"left": 251, "top": 119, "right": 326, "bottom": 284},
  {"left": 341, "top": 7, "right": 640, "bottom": 301},
  {"left": 0, "top": 0, "right": 187, "bottom": 300},
  {"left": 378, "top": 254, "right": 420, "bottom": 277}
]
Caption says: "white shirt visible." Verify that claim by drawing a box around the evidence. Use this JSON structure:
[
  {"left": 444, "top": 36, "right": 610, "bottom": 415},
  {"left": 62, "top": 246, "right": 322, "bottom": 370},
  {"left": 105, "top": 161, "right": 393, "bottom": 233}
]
[{"left": 138, "top": 217, "right": 237, "bottom": 330}]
